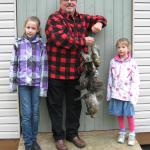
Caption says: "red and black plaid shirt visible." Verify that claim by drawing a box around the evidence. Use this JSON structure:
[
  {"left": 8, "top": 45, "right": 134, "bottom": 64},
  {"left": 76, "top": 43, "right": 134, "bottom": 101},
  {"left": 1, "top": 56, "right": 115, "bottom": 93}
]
[{"left": 45, "top": 9, "right": 107, "bottom": 80}]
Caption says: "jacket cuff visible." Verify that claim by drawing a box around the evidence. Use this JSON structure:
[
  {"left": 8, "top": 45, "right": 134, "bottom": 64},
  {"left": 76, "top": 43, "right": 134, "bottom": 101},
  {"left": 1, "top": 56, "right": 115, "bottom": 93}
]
[
  {"left": 40, "top": 88, "right": 47, "bottom": 97},
  {"left": 9, "top": 83, "right": 17, "bottom": 92}
]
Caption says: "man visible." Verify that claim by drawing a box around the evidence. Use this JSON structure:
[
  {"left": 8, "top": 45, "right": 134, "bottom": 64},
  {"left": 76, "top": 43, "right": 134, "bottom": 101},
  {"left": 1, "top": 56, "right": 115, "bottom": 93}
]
[{"left": 45, "top": 0, "right": 107, "bottom": 150}]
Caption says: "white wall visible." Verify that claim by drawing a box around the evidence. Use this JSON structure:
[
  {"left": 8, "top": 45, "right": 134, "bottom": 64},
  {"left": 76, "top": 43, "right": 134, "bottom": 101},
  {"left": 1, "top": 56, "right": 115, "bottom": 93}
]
[
  {"left": 133, "top": 0, "right": 150, "bottom": 133},
  {"left": 0, "top": 0, "right": 20, "bottom": 139}
]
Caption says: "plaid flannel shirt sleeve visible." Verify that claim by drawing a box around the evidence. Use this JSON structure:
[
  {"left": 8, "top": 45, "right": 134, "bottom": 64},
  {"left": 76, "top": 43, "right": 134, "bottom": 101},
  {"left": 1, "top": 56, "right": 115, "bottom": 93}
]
[
  {"left": 9, "top": 44, "right": 18, "bottom": 92},
  {"left": 84, "top": 14, "right": 107, "bottom": 31},
  {"left": 40, "top": 44, "right": 48, "bottom": 97}
]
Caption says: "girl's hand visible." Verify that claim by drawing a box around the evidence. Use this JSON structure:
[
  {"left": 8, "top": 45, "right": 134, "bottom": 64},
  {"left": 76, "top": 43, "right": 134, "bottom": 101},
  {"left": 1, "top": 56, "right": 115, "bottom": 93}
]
[{"left": 91, "top": 22, "right": 103, "bottom": 33}]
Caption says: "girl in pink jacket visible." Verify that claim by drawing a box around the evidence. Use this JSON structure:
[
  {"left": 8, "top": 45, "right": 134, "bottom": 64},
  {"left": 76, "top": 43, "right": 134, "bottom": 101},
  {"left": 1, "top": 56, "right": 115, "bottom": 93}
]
[{"left": 107, "top": 38, "right": 140, "bottom": 146}]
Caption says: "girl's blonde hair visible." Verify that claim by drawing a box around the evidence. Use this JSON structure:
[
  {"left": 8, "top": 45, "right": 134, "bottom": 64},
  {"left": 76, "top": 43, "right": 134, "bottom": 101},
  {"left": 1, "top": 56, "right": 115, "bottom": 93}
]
[
  {"left": 116, "top": 38, "right": 131, "bottom": 51},
  {"left": 23, "top": 16, "right": 41, "bottom": 37}
]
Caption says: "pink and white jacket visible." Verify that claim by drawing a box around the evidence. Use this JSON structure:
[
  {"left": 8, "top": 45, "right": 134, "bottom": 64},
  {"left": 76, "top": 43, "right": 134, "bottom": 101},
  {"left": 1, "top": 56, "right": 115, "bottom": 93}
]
[{"left": 107, "top": 54, "right": 140, "bottom": 106}]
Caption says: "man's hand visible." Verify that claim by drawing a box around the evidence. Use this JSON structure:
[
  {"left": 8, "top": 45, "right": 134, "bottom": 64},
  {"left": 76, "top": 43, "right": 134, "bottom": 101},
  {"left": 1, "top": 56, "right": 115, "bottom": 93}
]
[
  {"left": 84, "top": 36, "right": 95, "bottom": 46},
  {"left": 91, "top": 22, "right": 103, "bottom": 33}
]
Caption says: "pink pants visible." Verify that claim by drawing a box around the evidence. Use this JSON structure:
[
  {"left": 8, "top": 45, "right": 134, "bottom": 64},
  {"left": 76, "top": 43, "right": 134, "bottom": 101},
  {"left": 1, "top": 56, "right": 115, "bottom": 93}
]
[{"left": 118, "top": 116, "right": 135, "bottom": 132}]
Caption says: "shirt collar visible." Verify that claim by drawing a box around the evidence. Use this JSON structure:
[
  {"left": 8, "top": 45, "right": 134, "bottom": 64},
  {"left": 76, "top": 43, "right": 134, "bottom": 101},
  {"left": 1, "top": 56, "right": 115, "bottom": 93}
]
[
  {"left": 114, "top": 53, "right": 131, "bottom": 62},
  {"left": 22, "top": 34, "right": 41, "bottom": 43}
]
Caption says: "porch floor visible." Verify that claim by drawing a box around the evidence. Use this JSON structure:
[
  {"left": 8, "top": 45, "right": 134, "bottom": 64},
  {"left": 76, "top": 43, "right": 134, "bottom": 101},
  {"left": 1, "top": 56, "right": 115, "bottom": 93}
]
[{"left": 18, "top": 131, "right": 142, "bottom": 150}]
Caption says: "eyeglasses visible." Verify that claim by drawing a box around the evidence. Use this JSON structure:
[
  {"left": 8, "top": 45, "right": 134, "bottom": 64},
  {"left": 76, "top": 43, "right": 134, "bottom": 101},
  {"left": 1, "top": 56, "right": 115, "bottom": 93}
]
[{"left": 63, "top": 0, "right": 76, "bottom": 2}]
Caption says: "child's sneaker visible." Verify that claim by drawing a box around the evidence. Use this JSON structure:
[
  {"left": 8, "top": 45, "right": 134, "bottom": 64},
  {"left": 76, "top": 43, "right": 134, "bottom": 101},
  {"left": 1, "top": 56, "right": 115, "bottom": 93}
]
[
  {"left": 128, "top": 132, "right": 135, "bottom": 146},
  {"left": 117, "top": 132, "right": 126, "bottom": 144}
]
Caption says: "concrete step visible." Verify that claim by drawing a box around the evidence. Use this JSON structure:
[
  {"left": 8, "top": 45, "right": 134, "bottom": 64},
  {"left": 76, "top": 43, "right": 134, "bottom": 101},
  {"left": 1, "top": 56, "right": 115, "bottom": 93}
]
[{"left": 18, "top": 131, "right": 142, "bottom": 150}]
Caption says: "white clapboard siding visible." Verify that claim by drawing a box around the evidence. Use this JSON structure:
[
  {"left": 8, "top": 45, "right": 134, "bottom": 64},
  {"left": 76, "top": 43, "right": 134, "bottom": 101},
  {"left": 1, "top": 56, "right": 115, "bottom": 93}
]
[
  {"left": 135, "top": 119, "right": 150, "bottom": 126},
  {"left": 0, "top": 0, "right": 14, "bottom": 3},
  {"left": 140, "top": 74, "right": 150, "bottom": 81},
  {"left": 140, "top": 81, "right": 150, "bottom": 89},
  {"left": 139, "top": 66, "right": 150, "bottom": 74},
  {"left": 0, "top": 94, "right": 17, "bottom": 101},
  {"left": 0, "top": 101, "right": 18, "bottom": 109},
  {"left": 0, "top": 0, "right": 20, "bottom": 139},
  {"left": 134, "top": 51, "right": 150, "bottom": 58},
  {"left": 136, "top": 126, "right": 150, "bottom": 133},
  {"left": 0, "top": 116, "right": 19, "bottom": 124},
  {"left": 136, "top": 103, "right": 150, "bottom": 111},
  {"left": 0, "top": 29, "right": 16, "bottom": 37},
  {"left": 136, "top": 59, "right": 150, "bottom": 66},
  {"left": 134, "top": 3, "right": 150, "bottom": 11},
  {"left": 134, "top": 35, "right": 150, "bottom": 42},
  {"left": 0, "top": 86, "right": 11, "bottom": 93},
  {"left": 134, "top": 27, "right": 150, "bottom": 35},
  {"left": 0, "top": 62, "right": 10, "bottom": 69},
  {"left": 134, "top": 20, "right": 150, "bottom": 27},
  {"left": 0, "top": 70, "right": 9, "bottom": 78},
  {"left": 134, "top": 11, "right": 150, "bottom": 19},
  {"left": 134, "top": 43, "right": 150, "bottom": 50},
  {"left": 0, "top": 4, "right": 14, "bottom": 12},
  {"left": 0, "top": 37, "right": 15, "bottom": 45},
  {"left": 136, "top": 111, "right": 150, "bottom": 119},
  {"left": 0, "top": 132, "right": 19, "bottom": 139},
  {"left": 0, "top": 20, "right": 15, "bottom": 28},
  {"left": 0, "top": 109, "right": 18, "bottom": 116},
  {"left": 0, "top": 78, "right": 9, "bottom": 85},
  {"left": 140, "top": 89, "right": 150, "bottom": 96},
  {"left": 0, "top": 54, "right": 11, "bottom": 61},
  {"left": 133, "top": 0, "right": 150, "bottom": 133},
  {"left": 138, "top": 96, "right": 150, "bottom": 104},
  {"left": 0, "top": 124, "right": 19, "bottom": 132},
  {"left": 0, "top": 12, "right": 14, "bottom": 20},
  {"left": 0, "top": 45, "right": 13, "bottom": 53},
  {"left": 135, "top": 0, "right": 150, "bottom": 2}
]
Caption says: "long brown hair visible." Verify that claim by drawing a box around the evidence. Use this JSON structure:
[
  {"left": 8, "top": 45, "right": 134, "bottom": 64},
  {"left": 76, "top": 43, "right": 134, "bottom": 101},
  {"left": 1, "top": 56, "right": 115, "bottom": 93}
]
[
  {"left": 23, "top": 16, "right": 41, "bottom": 37},
  {"left": 116, "top": 38, "right": 131, "bottom": 52}
]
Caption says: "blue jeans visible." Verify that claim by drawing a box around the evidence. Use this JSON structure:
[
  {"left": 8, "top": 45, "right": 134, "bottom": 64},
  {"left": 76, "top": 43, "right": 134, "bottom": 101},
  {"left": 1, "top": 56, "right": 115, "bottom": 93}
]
[{"left": 19, "top": 85, "right": 40, "bottom": 147}]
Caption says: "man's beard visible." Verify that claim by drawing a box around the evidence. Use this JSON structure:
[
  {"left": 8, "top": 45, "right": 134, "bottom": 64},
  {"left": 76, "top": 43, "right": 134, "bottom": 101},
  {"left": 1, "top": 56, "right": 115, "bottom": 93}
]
[{"left": 64, "top": 3, "right": 76, "bottom": 14}]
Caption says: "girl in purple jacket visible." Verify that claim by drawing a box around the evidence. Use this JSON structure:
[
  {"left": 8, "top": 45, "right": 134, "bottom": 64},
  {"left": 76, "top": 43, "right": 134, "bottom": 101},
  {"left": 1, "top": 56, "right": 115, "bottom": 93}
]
[{"left": 9, "top": 16, "right": 48, "bottom": 150}]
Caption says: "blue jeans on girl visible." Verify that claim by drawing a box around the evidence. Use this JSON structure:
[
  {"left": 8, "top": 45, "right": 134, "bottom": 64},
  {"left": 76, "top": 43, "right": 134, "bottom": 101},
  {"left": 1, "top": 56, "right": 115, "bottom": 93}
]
[{"left": 19, "top": 85, "right": 40, "bottom": 147}]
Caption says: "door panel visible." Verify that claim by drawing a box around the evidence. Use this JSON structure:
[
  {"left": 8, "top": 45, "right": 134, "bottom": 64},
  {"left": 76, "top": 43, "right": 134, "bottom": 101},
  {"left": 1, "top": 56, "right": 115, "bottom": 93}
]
[{"left": 17, "top": 0, "right": 131, "bottom": 131}]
